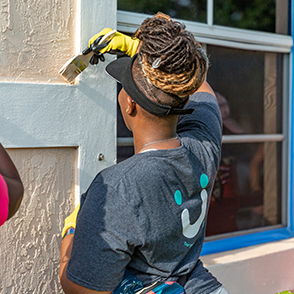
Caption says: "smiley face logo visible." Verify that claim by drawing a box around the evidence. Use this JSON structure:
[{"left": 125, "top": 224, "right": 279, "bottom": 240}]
[{"left": 175, "top": 174, "right": 209, "bottom": 239}]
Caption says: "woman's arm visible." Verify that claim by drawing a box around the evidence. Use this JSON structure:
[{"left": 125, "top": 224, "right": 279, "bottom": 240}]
[
  {"left": 0, "top": 143, "right": 24, "bottom": 220},
  {"left": 59, "top": 234, "right": 112, "bottom": 294},
  {"left": 196, "top": 81, "right": 215, "bottom": 96}
]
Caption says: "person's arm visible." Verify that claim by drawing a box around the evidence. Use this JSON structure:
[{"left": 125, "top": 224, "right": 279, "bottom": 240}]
[
  {"left": 59, "top": 234, "right": 112, "bottom": 294},
  {"left": 0, "top": 143, "right": 24, "bottom": 219},
  {"left": 59, "top": 182, "right": 133, "bottom": 293},
  {"left": 195, "top": 80, "right": 215, "bottom": 96},
  {"left": 177, "top": 79, "right": 222, "bottom": 155}
]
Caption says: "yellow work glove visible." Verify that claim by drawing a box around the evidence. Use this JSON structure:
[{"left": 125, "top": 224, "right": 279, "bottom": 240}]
[
  {"left": 62, "top": 203, "right": 80, "bottom": 238},
  {"left": 83, "top": 28, "right": 140, "bottom": 65}
]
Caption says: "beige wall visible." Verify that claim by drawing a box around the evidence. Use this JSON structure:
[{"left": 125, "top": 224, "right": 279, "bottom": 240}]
[
  {"left": 0, "top": 0, "right": 117, "bottom": 292},
  {"left": 0, "top": 0, "right": 76, "bottom": 84},
  {"left": 0, "top": 148, "right": 77, "bottom": 293}
]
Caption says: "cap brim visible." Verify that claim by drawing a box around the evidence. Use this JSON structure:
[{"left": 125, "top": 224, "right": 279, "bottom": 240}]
[
  {"left": 105, "top": 57, "right": 132, "bottom": 84},
  {"left": 105, "top": 54, "right": 194, "bottom": 116}
]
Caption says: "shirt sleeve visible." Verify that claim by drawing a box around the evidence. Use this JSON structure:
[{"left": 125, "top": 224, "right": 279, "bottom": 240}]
[
  {"left": 66, "top": 177, "right": 138, "bottom": 291},
  {"left": 177, "top": 91, "right": 222, "bottom": 146},
  {"left": 0, "top": 173, "right": 9, "bottom": 226}
]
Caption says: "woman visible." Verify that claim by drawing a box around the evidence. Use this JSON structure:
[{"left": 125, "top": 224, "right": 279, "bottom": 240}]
[
  {"left": 0, "top": 143, "right": 24, "bottom": 226},
  {"left": 60, "top": 13, "right": 228, "bottom": 294}
]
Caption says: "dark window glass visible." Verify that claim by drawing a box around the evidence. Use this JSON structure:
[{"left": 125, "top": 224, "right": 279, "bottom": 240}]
[
  {"left": 214, "top": 0, "right": 290, "bottom": 35},
  {"left": 206, "top": 142, "right": 282, "bottom": 236},
  {"left": 118, "top": 0, "right": 207, "bottom": 23},
  {"left": 117, "top": 84, "right": 134, "bottom": 163},
  {"left": 117, "top": 145, "right": 134, "bottom": 163},
  {"left": 207, "top": 45, "right": 283, "bottom": 135}
]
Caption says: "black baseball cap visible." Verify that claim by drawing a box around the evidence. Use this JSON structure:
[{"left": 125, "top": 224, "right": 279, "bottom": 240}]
[{"left": 105, "top": 54, "right": 193, "bottom": 116}]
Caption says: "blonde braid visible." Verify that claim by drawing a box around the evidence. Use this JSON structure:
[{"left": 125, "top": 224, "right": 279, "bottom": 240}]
[{"left": 140, "top": 52, "right": 205, "bottom": 97}]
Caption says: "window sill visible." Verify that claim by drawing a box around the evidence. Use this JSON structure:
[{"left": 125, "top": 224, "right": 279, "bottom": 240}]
[
  {"left": 202, "top": 237, "right": 294, "bottom": 266},
  {"left": 201, "top": 237, "right": 294, "bottom": 293}
]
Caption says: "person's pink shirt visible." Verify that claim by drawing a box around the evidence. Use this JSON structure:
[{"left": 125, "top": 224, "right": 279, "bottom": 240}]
[{"left": 0, "top": 173, "right": 9, "bottom": 226}]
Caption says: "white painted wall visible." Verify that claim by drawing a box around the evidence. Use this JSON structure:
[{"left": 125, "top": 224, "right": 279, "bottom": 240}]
[
  {"left": 0, "top": 0, "right": 117, "bottom": 292},
  {"left": 0, "top": 0, "right": 118, "bottom": 195}
]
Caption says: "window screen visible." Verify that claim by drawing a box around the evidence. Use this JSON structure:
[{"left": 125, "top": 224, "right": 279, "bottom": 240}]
[
  {"left": 206, "top": 45, "right": 284, "bottom": 236},
  {"left": 118, "top": 0, "right": 207, "bottom": 23}
]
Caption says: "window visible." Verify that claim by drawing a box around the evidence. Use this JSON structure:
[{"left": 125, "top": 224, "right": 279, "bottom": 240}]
[
  {"left": 118, "top": 0, "right": 207, "bottom": 23},
  {"left": 205, "top": 46, "right": 284, "bottom": 237},
  {"left": 116, "top": 0, "right": 293, "bottom": 254},
  {"left": 118, "top": 0, "right": 290, "bottom": 34},
  {"left": 214, "top": 0, "right": 287, "bottom": 34}
]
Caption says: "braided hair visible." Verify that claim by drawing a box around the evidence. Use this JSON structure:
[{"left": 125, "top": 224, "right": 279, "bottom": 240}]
[{"left": 134, "top": 12, "right": 209, "bottom": 106}]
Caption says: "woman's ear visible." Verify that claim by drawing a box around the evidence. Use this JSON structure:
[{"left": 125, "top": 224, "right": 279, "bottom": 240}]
[{"left": 126, "top": 96, "right": 136, "bottom": 115}]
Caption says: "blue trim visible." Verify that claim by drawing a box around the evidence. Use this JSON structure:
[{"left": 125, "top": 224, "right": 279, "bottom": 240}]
[
  {"left": 201, "top": 1, "right": 294, "bottom": 256},
  {"left": 201, "top": 228, "right": 294, "bottom": 256}
]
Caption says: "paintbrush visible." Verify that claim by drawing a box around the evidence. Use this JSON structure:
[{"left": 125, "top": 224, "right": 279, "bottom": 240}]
[{"left": 59, "top": 30, "right": 117, "bottom": 84}]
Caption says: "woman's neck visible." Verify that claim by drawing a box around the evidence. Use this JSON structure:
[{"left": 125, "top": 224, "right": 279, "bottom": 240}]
[
  {"left": 133, "top": 127, "right": 180, "bottom": 154},
  {"left": 130, "top": 108, "right": 180, "bottom": 154},
  {"left": 136, "top": 135, "right": 180, "bottom": 154}
]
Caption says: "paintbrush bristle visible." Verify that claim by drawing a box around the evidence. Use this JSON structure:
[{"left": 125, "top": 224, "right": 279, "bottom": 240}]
[
  {"left": 59, "top": 30, "right": 117, "bottom": 84},
  {"left": 59, "top": 53, "right": 93, "bottom": 84}
]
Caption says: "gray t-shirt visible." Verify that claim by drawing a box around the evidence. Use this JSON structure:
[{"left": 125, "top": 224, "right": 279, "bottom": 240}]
[{"left": 66, "top": 92, "right": 223, "bottom": 293}]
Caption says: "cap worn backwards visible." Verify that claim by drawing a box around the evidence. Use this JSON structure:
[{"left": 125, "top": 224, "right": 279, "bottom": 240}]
[{"left": 105, "top": 54, "right": 194, "bottom": 117}]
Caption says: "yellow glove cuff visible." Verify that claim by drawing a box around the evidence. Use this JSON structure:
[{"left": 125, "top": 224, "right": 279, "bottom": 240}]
[
  {"left": 123, "top": 37, "right": 140, "bottom": 57},
  {"left": 62, "top": 203, "right": 80, "bottom": 238}
]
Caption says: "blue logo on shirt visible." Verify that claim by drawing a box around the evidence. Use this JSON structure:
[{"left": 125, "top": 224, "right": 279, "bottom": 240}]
[{"left": 174, "top": 174, "right": 209, "bottom": 243}]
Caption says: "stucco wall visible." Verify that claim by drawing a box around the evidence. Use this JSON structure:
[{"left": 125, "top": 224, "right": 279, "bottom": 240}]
[
  {"left": 0, "top": 0, "right": 117, "bottom": 292},
  {"left": 0, "top": 148, "right": 77, "bottom": 293},
  {"left": 0, "top": 0, "right": 76, "bottom": 83}
]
